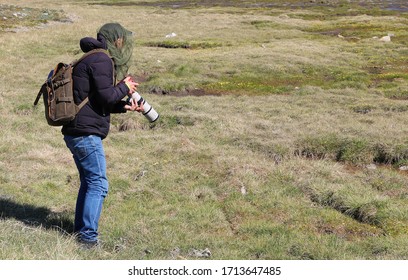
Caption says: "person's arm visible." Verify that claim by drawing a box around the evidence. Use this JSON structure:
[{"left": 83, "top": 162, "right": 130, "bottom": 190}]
[{"left": 90, "top": 54, "right": 137, "bottom": 105}]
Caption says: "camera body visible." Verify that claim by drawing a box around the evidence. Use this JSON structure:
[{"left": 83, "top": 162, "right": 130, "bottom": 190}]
[{"left": 131, "top": 92, "right": 159, "bottom": 123}]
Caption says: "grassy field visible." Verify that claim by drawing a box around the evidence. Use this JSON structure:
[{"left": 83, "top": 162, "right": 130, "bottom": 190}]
[{"left": 1, "top": 0, "right": 408, "bottom": 260}]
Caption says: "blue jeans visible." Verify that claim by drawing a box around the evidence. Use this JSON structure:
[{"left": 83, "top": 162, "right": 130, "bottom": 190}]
[{"left": 64, "top": 135, "right": 108, "bottom": 243}]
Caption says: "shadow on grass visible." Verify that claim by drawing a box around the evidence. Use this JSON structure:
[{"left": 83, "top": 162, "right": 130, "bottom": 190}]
[{"left": 0, "top": 197, "right": 74, "bottom": 235}]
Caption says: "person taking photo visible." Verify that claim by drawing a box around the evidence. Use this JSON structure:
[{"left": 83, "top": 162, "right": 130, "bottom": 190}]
[{"left": 62, "top": 23, "right": 142, "bottom": 248}]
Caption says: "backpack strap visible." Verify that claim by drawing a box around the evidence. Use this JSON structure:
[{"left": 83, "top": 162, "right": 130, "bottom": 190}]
[
  {"left": 76, "top": 97, "right": 89, "bottom": 113},
  {"left": 72, "top": 48, "right": 111, "bottom": 67},
  {"left": 34, "top": 83, "right": 47, "bottom": 106}
]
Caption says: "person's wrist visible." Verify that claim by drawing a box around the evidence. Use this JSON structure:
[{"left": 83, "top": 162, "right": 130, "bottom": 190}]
[{"left": 124, "top": 80, "right": 132, "bottom": 90}]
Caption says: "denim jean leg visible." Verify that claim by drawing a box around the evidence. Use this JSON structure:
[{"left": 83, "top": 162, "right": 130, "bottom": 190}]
[
  {"left": 73, "top": 161, "right": 87, "bottom": 233},
  {"left": 64, "top": 135, "right": 109, "bottom": 243}
]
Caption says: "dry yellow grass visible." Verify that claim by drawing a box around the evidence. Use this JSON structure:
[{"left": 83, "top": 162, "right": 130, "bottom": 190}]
[{"left": 1, "top": 0, "right": 408, "bottom": 260}]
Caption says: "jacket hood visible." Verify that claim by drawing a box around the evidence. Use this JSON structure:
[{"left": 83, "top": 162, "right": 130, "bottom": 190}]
[{"left": 79, "top": 36, "right": 107, "bottom": 53}]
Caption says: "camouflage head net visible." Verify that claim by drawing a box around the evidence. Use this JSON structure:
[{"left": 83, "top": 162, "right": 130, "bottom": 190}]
[{"left": 97, "top": 23, "right": 134, "bottom": 80}]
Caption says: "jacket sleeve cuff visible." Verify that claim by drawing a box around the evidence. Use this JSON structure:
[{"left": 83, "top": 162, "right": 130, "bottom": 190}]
[
  {"left": 118, "top": 81, "right": 130, "bottom": 97},
  {"left": 111, "top": 100, "right": 128, "bottom": 113}
]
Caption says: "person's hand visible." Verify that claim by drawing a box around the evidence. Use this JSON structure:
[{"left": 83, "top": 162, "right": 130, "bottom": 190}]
[
  {"left": 123, "top": 76, "right": 139, "bottom": 95},
  {"left": 135, "top": 101, "right": 144, "bottom": 113},
  {"left": 124, "top": 98, "right": 144, "bottom": 113}
]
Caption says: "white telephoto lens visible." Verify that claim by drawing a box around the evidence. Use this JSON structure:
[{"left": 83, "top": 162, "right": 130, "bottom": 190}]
[{"left": 131, "top": 92, "right": 159, "bottom": 122}]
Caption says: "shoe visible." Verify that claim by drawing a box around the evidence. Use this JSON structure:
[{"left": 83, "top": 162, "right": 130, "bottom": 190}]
[{"left": 77, "top": 238, "right": 99, "bottom": 250}]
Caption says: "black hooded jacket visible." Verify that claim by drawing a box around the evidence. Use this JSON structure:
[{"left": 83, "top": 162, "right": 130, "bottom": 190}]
[{"left": 61, "top": 36, "right": 129, "bottom": 139}]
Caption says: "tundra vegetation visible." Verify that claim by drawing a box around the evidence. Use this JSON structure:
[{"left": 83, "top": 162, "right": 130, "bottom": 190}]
[{"left": 1, "top": 0, "right": 408, "bottom": 259}]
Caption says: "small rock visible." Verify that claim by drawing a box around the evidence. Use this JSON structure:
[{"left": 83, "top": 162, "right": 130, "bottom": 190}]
[
  {"left": 379, "top": 35, "right": 391, "bottom": 42},
  {"left": 188, "top": 248, "right": 211, "bottom": 258},
  {"left": 379, "top": 33, "right": 394, "bottom": 42},
  {"left": 366, "top": 164, "right": 377, "bottom": 170},
  {"left": 133, "top": 170, "right": 147, "bottom": 181},
  {"left": 165, "top": 32, "right": 177, "bottom": 38},
  {"left": 170, "top": 247, "right": 181, "bottom": 258}
]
